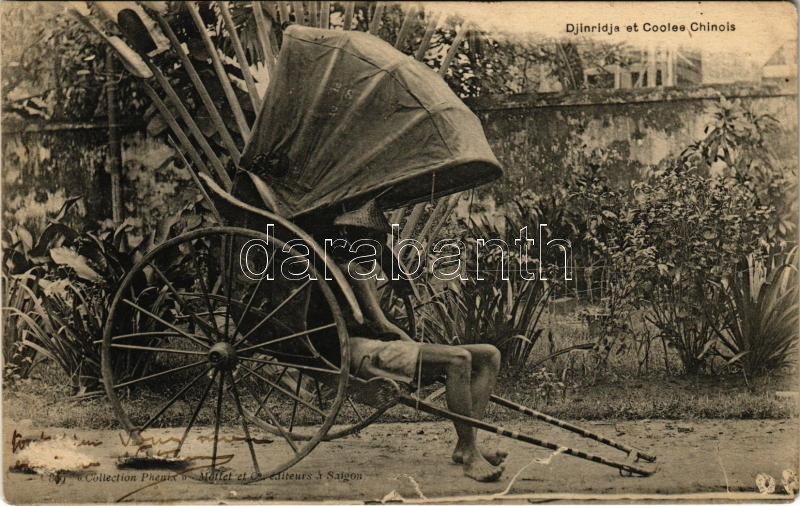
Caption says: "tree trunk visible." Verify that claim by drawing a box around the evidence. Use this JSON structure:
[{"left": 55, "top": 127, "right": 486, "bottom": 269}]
[{"left": 106, "top": 50, "right": 123, "bottom": 223}]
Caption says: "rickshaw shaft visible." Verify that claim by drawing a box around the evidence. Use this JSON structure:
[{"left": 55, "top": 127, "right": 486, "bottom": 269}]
[
  {"left": 489, "top": 395, "right": 657, "bottom": 463},
  {"left": 397, "top": 395, "right": 654, "bottom": 477}
]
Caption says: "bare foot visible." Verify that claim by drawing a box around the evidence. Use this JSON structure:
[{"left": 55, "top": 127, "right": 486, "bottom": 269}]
[
  {"left": 463, "top": 456, "right": 504, "bottom": 482},
  {"left": 453, "top": 446, "right": 508, "bottom": 466}
]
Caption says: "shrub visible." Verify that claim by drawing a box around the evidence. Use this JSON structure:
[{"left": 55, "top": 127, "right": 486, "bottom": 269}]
[
  {"left": 705, "top": 248, "right": 799, "bottom": 377},
  {"left": 6, "top": 277, "right": 105, "bottom": 394},
  {"left": 421, "top": 271, "right": 552, "bottom": 371},
  {"left": 501, "top": 97, "right": 792, "bottom": 376},
  {"left": 620, "top": 164, "right": 775, "bottom": 373},
  {"left": 2, "top": 193, "right": 83, "bottom": 383},
  {"left": 511, "top": 150, "right": 627, "bottom": 304},
  {"left": 682, "top": 96, "right": 796, "bottom": 245}
]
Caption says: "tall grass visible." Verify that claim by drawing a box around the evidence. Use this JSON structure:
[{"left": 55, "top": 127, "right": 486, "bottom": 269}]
[
  {"left": 2, "top": 271, "right": 40, "bottom": 378},
  {"left": 5, "top": 278, "right": 106, "bottom": 394}
]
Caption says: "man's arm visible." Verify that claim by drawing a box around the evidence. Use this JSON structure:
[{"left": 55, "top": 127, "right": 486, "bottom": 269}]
[{"left": 348, "top": 263, "right": 414, "bottom": 342}]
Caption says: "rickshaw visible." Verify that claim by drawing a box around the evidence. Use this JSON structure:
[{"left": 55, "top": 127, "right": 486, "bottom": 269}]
[{"left": 72, "top": 2, "right": 656, "bottom": 483}]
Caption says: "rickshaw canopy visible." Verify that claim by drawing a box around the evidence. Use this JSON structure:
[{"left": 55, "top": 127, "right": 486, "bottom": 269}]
[{"left": 240, "top": 25, "right": 502, "bottom": 218}]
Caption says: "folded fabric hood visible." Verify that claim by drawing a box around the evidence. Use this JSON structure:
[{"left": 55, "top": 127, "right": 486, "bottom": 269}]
[{"left": 240, "top": 25, "right": 502, "bottom": 218}]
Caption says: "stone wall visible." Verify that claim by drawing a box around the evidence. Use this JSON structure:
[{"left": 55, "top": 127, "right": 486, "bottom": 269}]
[
  {"left": 2, "top": 127, "right": 194, "bottom": 231},
  {"left": 3, "top": 83, "right": 797, "bottom": 227},
  {"left": 466, "top": 83, "right": 798, "bottom": 203},
  {"left": 2, "top": 126, "right": 111, "bottom": 229}
]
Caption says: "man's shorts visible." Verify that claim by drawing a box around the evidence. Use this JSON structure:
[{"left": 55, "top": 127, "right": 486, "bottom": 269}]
[{"left": 350, "top": 338, "right": 421, "bottom": 383}]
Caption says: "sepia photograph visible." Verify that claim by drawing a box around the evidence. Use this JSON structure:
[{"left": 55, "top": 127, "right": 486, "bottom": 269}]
[{"left": 1, "top": 1, "right": 798, "bottom": 503}]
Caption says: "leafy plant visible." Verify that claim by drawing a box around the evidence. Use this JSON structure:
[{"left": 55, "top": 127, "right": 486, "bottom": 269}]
[
  {"left": 1, "top": 3, "right": 144, "bottom": 123},
  {"left": 2, "top": 271, "right": 40, "bottom": 381},
  {"left": 529, "top": 367, "right": 567, "bottom": 405},
  {"left": 2, "top": 194, "right": 83, "bottom": 276},
  {"left": 2, "top": 197, "right": 208, "bottom": 394},
  {"left": 3, "top": 193, "right": 83, "bottom": 383},
  {"left": 682, "top": 97, "right": 796, "bottom": 244},
  {"left": 625, "top": 164, "right": 775, "bottom": 373},
  {"left": 581, "top": 97, "right": 790, "bottom": 375},
  {"left": 705, "top": 248, "right": 799, "bottom": 377},
  {"left": 420, "top": 276, "right": 551, "bottom": 370},
  {"left": 502, "top": 167, "right": 636, "bottom": 371},
  {"left": 5, "top": 278, "right": 104, "bottom": 394},
  {"left": 417, "top": 208, "right": 555, "bottom": 372}
]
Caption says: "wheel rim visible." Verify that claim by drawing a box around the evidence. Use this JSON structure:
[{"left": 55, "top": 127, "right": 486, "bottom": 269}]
[{"left": 102, "top": 226, "right": 350, "bottom": 482}]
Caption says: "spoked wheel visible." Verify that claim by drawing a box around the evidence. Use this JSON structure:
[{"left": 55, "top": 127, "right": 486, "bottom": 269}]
[
  {"left": 102, "top": 227, "right": 349, "bottom": 483},
  {"left": 248, "top": 263, "right": 420, "bottom": 443}
]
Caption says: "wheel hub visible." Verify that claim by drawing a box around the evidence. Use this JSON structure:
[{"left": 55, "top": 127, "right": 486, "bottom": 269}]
[{"left": 208, "top": 342, "right": 237, "bottom": 370}]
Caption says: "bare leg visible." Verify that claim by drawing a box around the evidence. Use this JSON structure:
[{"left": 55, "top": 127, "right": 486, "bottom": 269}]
[
  {"left": 345, "top": 264, "right": 502, "bottom": 479},
  {"left": 450, "top": 344, "right": 506, "bottom": 466},
  {"left": 418, "top": 344, "right": 503, "bottom": 482}
]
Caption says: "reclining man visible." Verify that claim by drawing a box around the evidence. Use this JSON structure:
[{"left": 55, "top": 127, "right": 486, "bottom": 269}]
[{"left": 326, "top": 200, "right": 507, "bottom": 482}]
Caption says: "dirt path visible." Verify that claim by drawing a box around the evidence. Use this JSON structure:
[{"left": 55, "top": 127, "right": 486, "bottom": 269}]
[{"left": 4, "top": 418, "right": 798, "bottom": 503}]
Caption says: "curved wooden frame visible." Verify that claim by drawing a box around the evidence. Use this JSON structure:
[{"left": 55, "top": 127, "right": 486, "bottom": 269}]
[{"left": 199, "top": 173, "right": 365, "bottom": 325}]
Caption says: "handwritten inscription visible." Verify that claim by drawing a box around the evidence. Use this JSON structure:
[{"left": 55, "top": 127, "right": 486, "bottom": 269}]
[
  {"left": 116, "top": 432, "right": 271, "bottom": 459},
  {"left": 11, "top": 429, "right": 102, "bottom": 453}
]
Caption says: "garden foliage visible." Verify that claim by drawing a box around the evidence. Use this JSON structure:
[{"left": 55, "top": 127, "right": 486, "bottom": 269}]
[
  {"left": 418, "top": 209, "right": 554, "bottom": 370},
  {"left": 421, "top": 97, "right": 795, "bottom": 377},
  {"left": 1, "top": 192, "right": 212, "bottom": 394},
  {"left": 707, "top": 248, "right": 798, "bottom": 376},
  {"left": 1, "top": 0, "right": 795, "bottom": 386}
]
